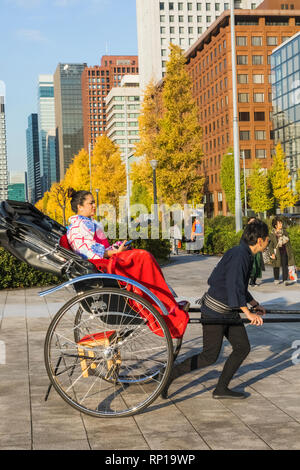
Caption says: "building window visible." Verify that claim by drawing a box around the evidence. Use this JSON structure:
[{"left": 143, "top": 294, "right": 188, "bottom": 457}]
[
  {"left": 188, "top": 2, "right": 193, "bottom": 10},
  {"left": 160, "top": 26, "right": 166, "bottom": 33},
  {"left": 254, "top": 93, "right": 264, "bottom": 102},
  {"left": 178, "top": 2, "right": 183, "bottom": 10},
  {"left": 255, "top": 130, "right": 266, "bottom": 140},
  {"left": 240, "top": 130, "right": 250, "bottom": 140},
  {"left": 179, "top": 15, "right": 184, "bottom": 22},
  {"left": 160, "top": 15, "right": 165, "bottom": 22},
  {"left": 252, "top": 36, "right": 263, "bottom": 46},
  {"left": 169, "top": 2, "right": 174, "bottom": 9},
  {"left": 252, "top": 55, "right": 263, "bottom": 65},
  {"left": 237, "top": 55, "right": 248, "bottom": 65},
  {"left": 236, "top": 36, "right": 247, "bottom": 46},
  {"left": 237, "top": 74, "right": 248, "bottom": 84},
  {"left": 238, "top": 93, "right": 249, "bottom": 103},
  {"left": 253, "top": 74, "right": 264, "bottom": 84},
  {"left": 197, "top": 3, "right": 202, "bottom": 10},
  {"left": 239, "top": 112, "right": 250, "bottom": 121},
  {"left": 242, "top": 149, "right": 251, "bottom": 159},
  {"left": 206, "top": 3, "right": 211, "bottom": 11},
  {"left": 254, "top": 111, "right": 265, "bottom": 121},
  {"left": 256, "top": 149, "right": 266, "bottom": 158},
  {"left": 169, "top": 15, "right": 174, "bottom": 22},
  {"left": 267, "top": 36, "right": 278, "bottom": 46}
]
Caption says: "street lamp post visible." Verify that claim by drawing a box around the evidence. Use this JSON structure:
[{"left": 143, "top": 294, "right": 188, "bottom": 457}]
[
  {"left": 88, "top": 143, "right": 92, "bottom": 193},
  {"left": 241, "top": 150, "right": 247, "bottom": 217},
  {"left": 230, "top": 0, "right": 243, "bottom": 232},
  {"left": 95, "top": 188, "right": 99, "bottom": 222},
  {"left": 150, "top": 159, "right": 158, "bottom": 224}
]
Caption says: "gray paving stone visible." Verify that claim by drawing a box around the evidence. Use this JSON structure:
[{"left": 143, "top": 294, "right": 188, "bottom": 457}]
[{"left": 0, "top": 254, "right": 300, "bottom": 450}]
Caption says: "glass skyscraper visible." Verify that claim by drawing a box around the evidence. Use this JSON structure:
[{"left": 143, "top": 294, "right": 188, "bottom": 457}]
[
  {"left": 26, "top": 113, "right": 41, "bottom": 203},
  {"left": 271, "top": 31, "right": 300, "bottom": 192},
  {"left": 0, "top": 84, "right": 8, "bottom": 201},
  {"left": 54, "top": 63, "right": 86, "bottom": 178},
  {"left": 38, "top": 75, "right": 58, "bottom": 194}
]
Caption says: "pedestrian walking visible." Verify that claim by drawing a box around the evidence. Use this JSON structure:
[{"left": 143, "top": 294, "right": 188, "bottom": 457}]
[
  {"left": 269, "top": 217, "right": 295, "bottom": 286},
  {"left": 191, "top": 218, "right": 204, "bottom": 254},
  {"left": 170, "top": 222, "right": 182, "bottom": 255},
  {"left": 161, "top": 219, "right": 269, "bottom": 400},
  {"left": 247, "top": 217, "right": 264, "bottom": 287}
]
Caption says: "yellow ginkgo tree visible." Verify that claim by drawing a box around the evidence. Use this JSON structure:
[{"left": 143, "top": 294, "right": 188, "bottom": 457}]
[
  {"left": 269, "top": 143, "right": 298, "bottom": 212},
  {"left": 248, "top": 160, "right": 273, "bottom": 215}
]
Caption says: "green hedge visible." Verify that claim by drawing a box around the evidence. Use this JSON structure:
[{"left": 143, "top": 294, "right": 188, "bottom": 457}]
[
  {"left": 201, "top": 216, "right": 300, "bottom": 267},
  {"left": 0, "top": 237, "right": 171, "bottom": 290},
  {"left": 0, "top": 247, "right": 61, "bottom": 290}
]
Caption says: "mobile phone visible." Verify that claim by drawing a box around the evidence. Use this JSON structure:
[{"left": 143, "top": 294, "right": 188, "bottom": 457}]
[{"left": 125, "top": 240, "right": 133, "bottom": 246}]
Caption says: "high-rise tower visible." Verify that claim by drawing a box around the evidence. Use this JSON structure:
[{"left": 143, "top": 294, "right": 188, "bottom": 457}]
[{"left": 54, "top": 63, "right": 86, "bottom": 178}]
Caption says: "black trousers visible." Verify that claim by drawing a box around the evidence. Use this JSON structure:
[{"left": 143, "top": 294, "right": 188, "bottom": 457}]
[
  {"left": 173, "top": 315, "right": 251, "bottom": 391},
  {"left": 273, "top": 249, "right": 289, "bottom": 281}
]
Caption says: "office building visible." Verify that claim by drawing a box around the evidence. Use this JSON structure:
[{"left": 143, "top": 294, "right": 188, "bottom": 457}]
[
  {"left": 8, "top": 171, "right": 27, "bottom": 202},
  {"left": 81, "top": 56, "right": 139, "bottom": 151},
  {"left": 106, "top": 75, "right": 141, "bottom": 165},
  {"left": 136, "top": 0, "right": 263, "bottom": 92},
  {"left": 26, "top": 113, "right": 41, "bottom": 203},
  {"left": 0, "top": 87, "right": 8, "bottom": 201},
  {"left": 271, "top": 30, "right": 300, "bottom": 194},
  {"left": 38, "top": 75, "right": 57, "bottom": 194},
  {"left": 185, "top": 8, "right": 300, "bottom": 216},
  {"left": 54, "top": 63, "right": 87, "bottom": 178}
]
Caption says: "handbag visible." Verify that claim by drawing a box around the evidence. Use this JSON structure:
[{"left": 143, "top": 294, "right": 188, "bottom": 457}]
[{"left": 288, "top": 265, "right": 297, "bottom": 282}]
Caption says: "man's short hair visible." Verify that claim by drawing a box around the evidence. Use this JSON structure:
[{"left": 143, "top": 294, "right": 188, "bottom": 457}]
[{"left": 241, "top": 219, "right": 269, "bottom": 246}]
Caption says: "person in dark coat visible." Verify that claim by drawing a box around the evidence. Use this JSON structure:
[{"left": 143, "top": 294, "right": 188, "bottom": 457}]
[
  {"left": 247, "top": 217, "right": 264, "bottom": 287},
  {"left": 269, "top": 217, "right": 295, "bottom": 286},
  {"left": 161, "top": 219, "right": 269, "bottom": 400}
]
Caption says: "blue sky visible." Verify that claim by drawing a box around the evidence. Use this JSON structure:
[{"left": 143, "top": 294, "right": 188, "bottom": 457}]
[{"left": 0, "top": 0, "right": 138, "bottom": 172}]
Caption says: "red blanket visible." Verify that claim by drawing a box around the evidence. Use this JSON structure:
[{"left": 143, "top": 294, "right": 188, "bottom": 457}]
[
  {"left": 60, "top": 236, "right": 188, "bottom": 338},
  {"left": 92, "top": 249, "right": 189, "bottom": 339}
]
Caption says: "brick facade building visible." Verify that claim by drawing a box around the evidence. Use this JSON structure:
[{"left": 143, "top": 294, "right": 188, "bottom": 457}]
[
  {"left": 81, "top": 56, "right": 139, "bottom": 151},
  {"left": 185, "top": 8, "right": 300, "bottom": 216}
]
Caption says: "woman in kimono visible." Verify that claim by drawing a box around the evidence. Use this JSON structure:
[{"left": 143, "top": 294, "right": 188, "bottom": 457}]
[{"left": 66, "top": 189, "right": 189, "bottom": 339}]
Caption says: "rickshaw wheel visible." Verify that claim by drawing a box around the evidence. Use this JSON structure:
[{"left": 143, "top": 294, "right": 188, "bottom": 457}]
[{"left": 44, "top": 287, "right": 174, "bottom": 418}]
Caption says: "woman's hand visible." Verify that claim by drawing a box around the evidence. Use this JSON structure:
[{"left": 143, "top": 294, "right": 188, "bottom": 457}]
[{"left": 117, "top": 240, "right": 128, "bottom": 253}]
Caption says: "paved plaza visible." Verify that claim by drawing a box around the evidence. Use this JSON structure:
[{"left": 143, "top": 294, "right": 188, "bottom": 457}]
[{"left": 0, "top": 253, "right": 300, "bottom": 450}]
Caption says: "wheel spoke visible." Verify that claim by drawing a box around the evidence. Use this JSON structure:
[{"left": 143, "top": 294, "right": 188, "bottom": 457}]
[{"left": 45, "top": 288, "right": 173, "bottom": 417}]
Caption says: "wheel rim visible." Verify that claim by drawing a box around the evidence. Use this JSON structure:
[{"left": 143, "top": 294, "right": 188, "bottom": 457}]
[{"left": 45, "top": 288, "right": 173, "bottom": 417}]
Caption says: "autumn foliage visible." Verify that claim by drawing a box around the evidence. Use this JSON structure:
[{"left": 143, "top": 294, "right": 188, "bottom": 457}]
[{"left": 36, "top": 135, "right": 126, "bottom": 225}]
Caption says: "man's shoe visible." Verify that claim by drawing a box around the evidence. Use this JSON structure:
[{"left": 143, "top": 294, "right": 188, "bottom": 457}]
[
  {"left": 274, "top": 280, "right": 280, "bottom": 286},
  {"left": 212, "top": 388, "right": 247, "bottom": 399}
]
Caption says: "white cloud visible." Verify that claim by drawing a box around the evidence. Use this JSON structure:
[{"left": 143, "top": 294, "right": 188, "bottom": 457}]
[{"left": 16, "top": 29, "right": 47, "bottom": 42}]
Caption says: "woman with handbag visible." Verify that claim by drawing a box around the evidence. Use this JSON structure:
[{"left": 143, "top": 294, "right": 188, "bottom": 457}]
[{"left": 269, "top": 217, "right": 295, "bottom": 285}]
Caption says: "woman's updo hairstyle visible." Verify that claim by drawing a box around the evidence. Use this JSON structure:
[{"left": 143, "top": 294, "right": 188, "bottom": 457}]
[{"left": 68, "top": 188, "right": 92, "bottom": 213}]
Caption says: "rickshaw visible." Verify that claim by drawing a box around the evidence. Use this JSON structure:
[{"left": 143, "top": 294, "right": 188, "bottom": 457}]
[{"left": 0, "top": 200, "right": 299, "bottom": 418}]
